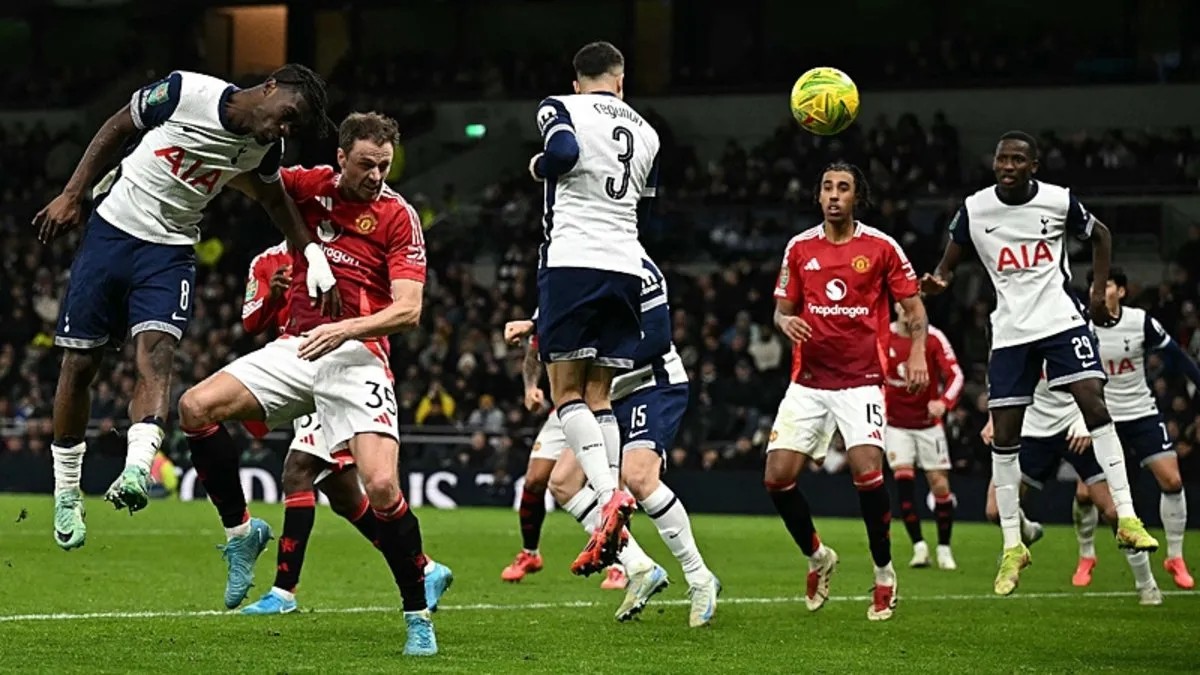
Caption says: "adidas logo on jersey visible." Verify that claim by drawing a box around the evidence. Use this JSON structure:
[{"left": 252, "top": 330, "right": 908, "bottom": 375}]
[{"left": 804, "top": 258, "right": 821, "bottom": 271}]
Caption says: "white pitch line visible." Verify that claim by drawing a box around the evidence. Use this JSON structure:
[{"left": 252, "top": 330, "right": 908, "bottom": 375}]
[{"left": 0, "top": 590, "right": 1193, "bottom": 623}]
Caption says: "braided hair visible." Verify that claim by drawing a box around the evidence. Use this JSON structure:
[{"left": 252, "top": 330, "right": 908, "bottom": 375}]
[
  {"left": 815, "top": 161, "right": 872, "bottom": 210},
  {"left": 268, "top": 63, "right": 335, "bottom": 138}
]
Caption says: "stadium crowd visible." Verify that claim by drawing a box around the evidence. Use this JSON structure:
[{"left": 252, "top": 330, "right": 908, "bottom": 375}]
[{"left": 1, "top": 72, "right": 1199, "bottom": 484}]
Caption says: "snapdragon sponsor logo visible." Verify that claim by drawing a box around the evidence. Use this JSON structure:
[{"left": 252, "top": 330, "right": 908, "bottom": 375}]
[{"left": 807, "top": 304, "right": 870, "bottom": 318}]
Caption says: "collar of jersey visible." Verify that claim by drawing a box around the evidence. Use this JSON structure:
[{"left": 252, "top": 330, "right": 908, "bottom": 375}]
[
  {"left": 584, "top": 91, "right": 619, "bottom": 98},
  {"left": 218, "top": 85, "right": 240, "bottom": 134},
  {"left": 993, "top": 180, "right": 1039, "bottom": 206},
  {"left": 817, "top": 221, "right": 863, "bottom": 239}
]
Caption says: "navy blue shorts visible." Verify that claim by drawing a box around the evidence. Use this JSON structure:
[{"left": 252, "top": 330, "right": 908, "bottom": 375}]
[
  {"left": 614, "top": 383, "right": 689, "bottom": 465},
  {"left": 55, "top": 213, "right": 196, "bottom": 350},
  {"left": 989, "top": 324, "right": 1106, "bottom": 408},
  {"left": 1116, "top": 414, "right": 1175, "bottom": 467},
  {"left": 536, "top": 267, "right": 641, "bottom": 369},
  {"left": 1019, "top": 432, "right": 1104, "bottom": 490}
]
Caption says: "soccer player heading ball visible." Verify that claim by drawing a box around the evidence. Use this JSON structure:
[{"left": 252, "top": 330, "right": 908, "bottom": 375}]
[
  {"left": 767, "top": 162, "right": 930, "bottom": 621},
  {"left": 923, "top": 130, "right": 1159, "bottom": 596}
]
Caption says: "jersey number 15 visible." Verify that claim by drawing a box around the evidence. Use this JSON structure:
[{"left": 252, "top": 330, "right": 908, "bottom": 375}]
[{"left": 605, "top": 126, "right": 634, "bottom": 200}]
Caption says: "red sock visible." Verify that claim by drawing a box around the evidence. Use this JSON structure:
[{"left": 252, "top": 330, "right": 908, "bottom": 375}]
[
  {"left": 273, "top": 491, "right": 316, "bottom": 592},
  {"left": 854, "top": 470, "right": 892, "bottom": 568}
]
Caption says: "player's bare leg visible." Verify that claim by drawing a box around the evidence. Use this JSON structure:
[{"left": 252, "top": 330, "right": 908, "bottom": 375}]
[
  {"left": 989, "top": 406, "right": 1031, "bottom": 595},
  {"left": 1085, "top": 480, "right": 1162, "bottom": 605},
  {"left": 1066, "top": 379, "right": 1157, "bottom": 551},
  {"left": 1071, "top": 479, "right": 1099, "bottom": 586},
  {"left": 502, "top": 458, "right": 554, "bottom": 582},
  {"left": 926, "top": 469, "right": 956, "bottom": 570},
  {"left": 549, "top": 361, "right": 634, "bottom": 574},
  {"left": 764, "top": 450, "right": 836, "bottom": 612},
  {"left": 623, "top": 449, "right": 719, "bottom": 627},
  {"left": 349, "top": 431, "right": 437, "bottom": 656},
  {"left": 845, "top": 444, "right": 897, "bottom": 621},
  {"left": 179, "top": 371, "right": 274, "bottom": 608},
  {"left": 1148, "top": 454, "right": 1193, "bottom": 588},
  {"left": 50, "top": 348, "right": 103, "bottom": 550},
  {"left": 550, "top": 448, "right": 660, "bottom": 607},
  {"left": 104, "top": 331, "right": 177, "bottom": 513}
]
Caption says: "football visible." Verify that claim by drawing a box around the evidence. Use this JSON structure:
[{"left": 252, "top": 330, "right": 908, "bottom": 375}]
[{"left": 789, "top": 67, "right": 860, "bottom": 136}]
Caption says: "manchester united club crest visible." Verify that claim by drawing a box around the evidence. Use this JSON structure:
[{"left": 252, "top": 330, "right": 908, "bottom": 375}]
[
  {"left": 355, "top": 213, "right": 377, "bottom": 234},
  {"left": 532, "top": 441, "right": 542, "bottom": 453},
  {"left": 851, "top": 255, "right": 871, "bottom": 273},
  {"left": 769, "top": 429, "right": 779, "bottom": 443}
]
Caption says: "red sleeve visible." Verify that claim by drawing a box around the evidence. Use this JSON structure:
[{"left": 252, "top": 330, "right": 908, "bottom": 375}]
[
  {"left": 773, "top": 239, "right": 803, "bottom": 303},
  {"left": 241, "top": 255, "right": 285, "bottom": 335},
  {"left": 883, "top": 237, "right": 919, "bottom": 300},
  {"left": 929, "top": 327, "right": 964, "bottom": 409},
  {"left": 387, "top": 200, "right": 427, "bottom": 284}
]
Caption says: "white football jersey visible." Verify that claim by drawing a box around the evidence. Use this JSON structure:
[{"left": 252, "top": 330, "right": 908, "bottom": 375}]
[
  {"left": 1093, "top": 306, "right": 1169, "bottom": 422},
  {"left": 611, "top": 257, "right": 687, "bottom": 401},
  {"left": 951, "top": 181, "right": 1093, "bottom": 349},
  {"left": 96, "top": 70, "right": 283, "bottom": 246},
  {"left": 1022, "top": 373, "right": 1084, "bottom": 438},
  {"left": 535, "top": 93, "right": 660, "bottom": 277}
]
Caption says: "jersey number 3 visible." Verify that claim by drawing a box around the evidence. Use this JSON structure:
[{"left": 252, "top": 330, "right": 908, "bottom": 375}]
[{"left": 605, "top": 126, "right": 634, "bottom": 200}]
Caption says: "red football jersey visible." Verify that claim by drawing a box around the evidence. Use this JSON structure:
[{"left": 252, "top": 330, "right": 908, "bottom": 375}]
[
  {"left": 884, "top": 324, "right": 964, "bottom": 429},
  {"left": 774, "top": 222, "right": 919, "bottom": 390},
  {"left": 280, "top": 165, "right": 426, "bottom": 336},
  {"left": 241, "top": 241, "right": 292, "bottom": 335}
]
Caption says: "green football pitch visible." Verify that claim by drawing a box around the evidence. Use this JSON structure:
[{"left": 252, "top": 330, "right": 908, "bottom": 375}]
[{"left": 0, "top": 494, "right": 1196, "bottom": 674}]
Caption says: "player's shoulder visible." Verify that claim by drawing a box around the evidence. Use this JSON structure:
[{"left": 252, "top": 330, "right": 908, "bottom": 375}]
[
  {"left": 377, "top": 184, "right": 421, "bottom": 229},
  {"left": 857, "top": 223, "right": 907, "bottom": 257},
  {"left": 783, "top": 224, "right": 824, "bottom": 259},
  {"left": 1121, "top": 305, "right": 1149, "bottom": 326},
  {"left": 963, "top": 185, "right": 999, "bottom": 209},
  {"left": 174, "top": 70, "right": 235, "bottom": 97},
  {"left": 282, "top": 164, "right": 336, "bottom": 195},
  {"left": 249, "top": 240, "right": 290, "bottom": 273}
]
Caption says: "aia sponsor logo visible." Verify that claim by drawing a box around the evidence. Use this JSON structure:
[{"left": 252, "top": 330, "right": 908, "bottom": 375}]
[{"left": 996, "top": 241, "right": 1053, "bottom": 272}]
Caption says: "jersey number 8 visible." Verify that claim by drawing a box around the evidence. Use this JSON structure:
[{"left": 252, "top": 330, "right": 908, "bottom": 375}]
[{"left": 605, "top": 126, "right": 634, "bottom": 200}]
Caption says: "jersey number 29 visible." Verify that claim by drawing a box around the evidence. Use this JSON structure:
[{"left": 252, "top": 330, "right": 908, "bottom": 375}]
[{"left": 605, "top": 126, "right": 634, "bottom": 200}]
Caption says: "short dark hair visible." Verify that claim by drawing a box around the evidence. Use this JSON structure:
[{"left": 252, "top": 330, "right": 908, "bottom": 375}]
[
  {"left": 1087, "top": 267, "right": 1128, "bottom": 290},
  {"left": 997, "top": 130, "right": 1039, "bottom": 160},
  {"left": 268, "top": 63, "right": 334, "bottom": 137},
  {"left": 573, "top": 41, "right": 624, "bottom": 79},
  {"left": 338, "top": 112, "right": 400, "bottom": 153},
  {"left": 816, "top": 161, "right": 872, "bottom": 208}
]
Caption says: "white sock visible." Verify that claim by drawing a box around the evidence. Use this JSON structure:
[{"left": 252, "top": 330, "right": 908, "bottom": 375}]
[
  {"left": 640, "top": 484, "right": 711, "bottom": 587},
  {"left": 1018, "top": 508, "right": 1039, "bottom": 542},
  {"left": 563, "top": 486, "right": 653, "bottom": 572},
  {"left": 992, "top": 449, "right": 1022, "bottom": 548},
  {"left": 1124, "top": 550, "right": 1155, "bottom": 590},
  {"left": 1090, "top": 424, "right": 1135, "bottom": 518},
  {"left": 523, "top": 548, "right": 539, "bottom": 557},
  {"left": 271, "top": 586, "right": 296, "bottom": 602},
  {"left": 126, "top": 422, "right": 165, "bottom": 474},
  {"left": 874, "top": 561, "right": 897, "bottom": 586},
  {"left": 424, "top": 558, "right": 437, "bottom": 574},
  {"left": 225, "top": 520, "right": 251, "bottom": 541},
  {"left": 559, "top": 403, "right": 617, "bottom": 498},
  {"left": 1073, "top": 499, "right": 1098, "bottom": 558},
  {"left": 595, "top": 410, "right": 622, "bottom": 485},
  {"left": 1161, "top": 489, "right": 1187, "bottom": 559},
  {"left": 52, "top": 441, "right": 87, "bottom": 494}
]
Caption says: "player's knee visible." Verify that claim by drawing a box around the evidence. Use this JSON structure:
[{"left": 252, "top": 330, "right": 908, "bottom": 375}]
[
  {"left": 177, "top": 389, "right": 212, "bottom": 429},
  {"left": 547, "top": 472, "right": 577, "bottom": 506},
  {"left": 524, "top": 473, "right": 549, "bottom": 495},
  {"left": 1158, "top": 472, "right": 1184, "bottom": 494},
  {"left": 361, "top": 472, "right": 400, "bottom": 509},
  {"left": 60, "top": 349, "right": 103, "bottom": 387},
  {"left": 623, "top": 470, "right": 658, "bottom": 502},
  {"left": 927, "top": 473, "right": 951, "bottom": 497},
  {"left": 136, "top": 332, "right": 176, "bottom": 380},
  {"left": 281, "top": 458, "right": 319, "bottom": 496}
]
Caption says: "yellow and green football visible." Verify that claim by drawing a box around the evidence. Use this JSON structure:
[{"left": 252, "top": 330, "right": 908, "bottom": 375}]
[{"left": 789, "top": 67, "right": 860, "bottom": 136}]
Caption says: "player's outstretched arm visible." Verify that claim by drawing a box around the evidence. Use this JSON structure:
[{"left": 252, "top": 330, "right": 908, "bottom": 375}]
[
  {"left": 1086, "top": 218, "right": 1115, "bottom": 325},
  {"left": 1145, "top": 314, "right": 1200, "bottom": 386},
  {"left": 231, "top": 173, "right": 340, "bottom": 317},
  {"left": 921, "top": 205, "right": 970, "bottom": 295},
  {"left": 898, "top": 295, "right": 930, "bottom": 391},
  {"left": 33, "top": 105, "right": 139, "bottom": 242},
  {"left": 297, "top": 279, "right": 423, "bottom": 361}
]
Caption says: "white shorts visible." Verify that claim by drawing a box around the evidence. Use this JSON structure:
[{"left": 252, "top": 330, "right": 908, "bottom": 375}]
[
  {"left": 767, "top": 383, "right": 886, "bottom": 460},
  {"left": 288, "top": 414, "right": 356, "bottom": 480},
  {"left": 529, "top": 412, "right": 567, "bottom": 462},
  {"left": 885, "top": 425, "right": 951, "bottom": 471},
  {"left": 222, "top": 336, "right": 398, "bottom": 452}
]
